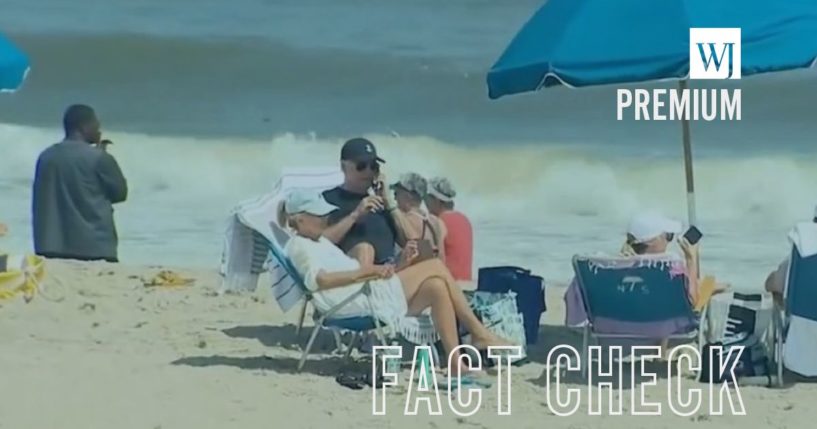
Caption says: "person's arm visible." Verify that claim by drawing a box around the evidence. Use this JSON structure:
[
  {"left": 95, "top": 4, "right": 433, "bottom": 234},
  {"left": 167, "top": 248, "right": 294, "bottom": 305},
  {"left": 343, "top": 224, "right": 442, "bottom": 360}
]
[
  {"left": 435, "top": 217, "right": 447, "bottom": 262},
  {"left": 395, "top": 240, "right": 419, "bottom": 271},
  {"left": 288, "top": 236, "right": 393, "bottom": 291},
  {"left": 765, "top": 259, "right": 788, "bottom": 295},
  {"left": 369, "top": 172, "right": 412, "bottom": 247},
  {"left": 386, "top": 208, "right": 411, "bottom": 248},
  {"left": 315, "top": 265, "right": 393, "bottom": 290},
  {"left": 679, "top": 238, "right": 699, "bottom": 300},
  {"left": 96, "top": 152, "right": 128, "bottom": 204},
  {"left": 322, "top": 196, "right": 383, "bottom": 245}
]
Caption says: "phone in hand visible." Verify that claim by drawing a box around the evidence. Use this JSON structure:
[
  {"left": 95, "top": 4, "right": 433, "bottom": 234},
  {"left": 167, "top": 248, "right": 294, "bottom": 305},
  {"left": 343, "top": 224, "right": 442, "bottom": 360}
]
[{"left": 683, "top": 226, "right": 703, "bottom": 245}]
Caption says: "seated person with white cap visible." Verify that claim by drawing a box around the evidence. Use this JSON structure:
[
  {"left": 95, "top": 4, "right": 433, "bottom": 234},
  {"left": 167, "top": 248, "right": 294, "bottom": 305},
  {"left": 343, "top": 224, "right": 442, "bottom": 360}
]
[
  {"left": 565, "top": 211, "right": 699, "bottom": 327},
  {"left": 283, "top": 189, "right": 511, "bottom": 370},
  {"left": 621, "top": 212, "right": 699, "bottom": 298}
]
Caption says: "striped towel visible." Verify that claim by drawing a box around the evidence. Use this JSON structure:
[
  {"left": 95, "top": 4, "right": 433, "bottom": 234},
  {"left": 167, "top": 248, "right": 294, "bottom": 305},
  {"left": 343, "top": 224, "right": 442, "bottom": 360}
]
[{"left": 220, "top": 167, "right": 343, "bottom": 311}]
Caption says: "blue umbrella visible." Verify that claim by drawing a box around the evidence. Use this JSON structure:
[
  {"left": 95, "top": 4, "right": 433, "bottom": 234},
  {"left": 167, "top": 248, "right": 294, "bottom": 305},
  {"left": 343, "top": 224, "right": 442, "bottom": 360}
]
[
  {"left": 0, "top": 33, "right": 30, "bottom": 92},
  {"left": 487, "top": 0, "right": 817, "bottom": 224}
]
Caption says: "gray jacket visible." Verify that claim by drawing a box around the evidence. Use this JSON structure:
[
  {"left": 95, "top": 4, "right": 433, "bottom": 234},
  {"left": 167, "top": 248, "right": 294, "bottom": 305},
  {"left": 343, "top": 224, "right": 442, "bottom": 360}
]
[{"left": 32, "top": 139, "right": 128, "bottom": 260}]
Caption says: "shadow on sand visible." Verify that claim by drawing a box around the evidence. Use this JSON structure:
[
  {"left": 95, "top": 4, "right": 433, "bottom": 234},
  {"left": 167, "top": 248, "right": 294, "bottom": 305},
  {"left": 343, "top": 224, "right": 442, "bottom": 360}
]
[
  {"left": 221, "top": 323, "right": 344, "bottom": 353},
  {"left": 171, "top": 354, "right": 364, "bottom": 377},
  {"left": 176, "top": 321, "right": 817, "bottom": 389},
  {"left": 172, "top": 323, "right": 370, "bottom": 376}
]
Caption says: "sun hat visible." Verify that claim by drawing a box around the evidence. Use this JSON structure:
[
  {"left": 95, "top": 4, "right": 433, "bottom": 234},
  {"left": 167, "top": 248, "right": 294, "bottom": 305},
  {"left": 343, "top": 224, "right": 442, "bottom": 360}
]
[
  {"left": 427, "top": 177, "right": 456, "bottom": 202},
  {"left": 390, "top": 172, "right": 428, "bottom": 198}
]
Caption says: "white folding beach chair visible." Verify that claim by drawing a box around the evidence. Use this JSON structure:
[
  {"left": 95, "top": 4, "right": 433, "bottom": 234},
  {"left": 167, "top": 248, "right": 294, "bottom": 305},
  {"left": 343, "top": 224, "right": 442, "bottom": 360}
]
[
  {"left": 572, "top": 254, "right": 703, "bottom": 377},
  {"left": 268, "top": 220, "right": 438, "bottom": 372}
]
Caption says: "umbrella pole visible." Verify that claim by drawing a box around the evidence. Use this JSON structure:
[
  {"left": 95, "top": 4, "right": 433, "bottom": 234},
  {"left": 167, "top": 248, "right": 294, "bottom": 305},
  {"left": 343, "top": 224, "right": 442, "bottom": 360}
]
[{"left": 679, "top": 79, "right": 697, "bottom": 227}]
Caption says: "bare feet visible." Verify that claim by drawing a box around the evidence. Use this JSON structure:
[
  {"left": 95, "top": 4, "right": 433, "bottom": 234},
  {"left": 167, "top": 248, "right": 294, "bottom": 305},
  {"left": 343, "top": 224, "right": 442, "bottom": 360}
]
[{"left": 470, "top": 331, "right": 516, "bottom": 350}]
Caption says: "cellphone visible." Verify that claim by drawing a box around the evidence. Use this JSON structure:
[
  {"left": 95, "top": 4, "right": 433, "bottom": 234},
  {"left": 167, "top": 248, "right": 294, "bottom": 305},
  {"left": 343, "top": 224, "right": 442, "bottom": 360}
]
[{"left": 683, "top": 226, "right": 703, "bottom": 245}]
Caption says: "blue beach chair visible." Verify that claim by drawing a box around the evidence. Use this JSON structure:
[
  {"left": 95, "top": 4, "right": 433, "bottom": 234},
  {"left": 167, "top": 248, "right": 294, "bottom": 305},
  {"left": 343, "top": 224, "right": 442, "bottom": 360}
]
[
  {"left": 572, "top": 254, "right": 702, "bottom": 377},
  {"left": 772, "top": 246, "right": 817, "bottom": 385},
  {"left": 268, "top": 221, "right": 437, "bottom": 372}
]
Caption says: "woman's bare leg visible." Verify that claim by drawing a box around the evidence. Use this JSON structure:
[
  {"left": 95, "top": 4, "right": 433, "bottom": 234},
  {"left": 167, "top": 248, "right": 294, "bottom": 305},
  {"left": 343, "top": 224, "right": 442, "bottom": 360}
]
[
  {"left": 403, "top": 276, "right": 460, "bottom": 360},
  {"left": 398, "top": 260, "right": 510, "bottom": 348}
]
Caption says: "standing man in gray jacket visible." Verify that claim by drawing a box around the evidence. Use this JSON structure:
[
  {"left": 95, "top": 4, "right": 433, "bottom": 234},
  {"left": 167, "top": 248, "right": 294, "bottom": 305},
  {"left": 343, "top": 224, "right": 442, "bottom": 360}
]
[{"left": 32, "top": 105, "right": 128, "bottom": 262}]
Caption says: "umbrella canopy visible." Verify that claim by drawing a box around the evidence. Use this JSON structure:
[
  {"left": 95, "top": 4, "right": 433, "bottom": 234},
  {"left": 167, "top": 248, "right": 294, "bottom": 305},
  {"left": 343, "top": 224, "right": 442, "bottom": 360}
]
[
  {"left": 0, "top": 33, "right": 30, "bottom": 92},
  {"left": 487, "top": 0, "right": 817, "bottom": 98},
  {"left": 487, "top": 0, "right": 817, "bottom": 226}
]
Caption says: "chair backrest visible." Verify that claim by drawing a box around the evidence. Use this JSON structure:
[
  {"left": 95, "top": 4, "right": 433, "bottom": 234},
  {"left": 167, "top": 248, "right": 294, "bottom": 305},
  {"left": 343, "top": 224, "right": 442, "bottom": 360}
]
[
  {"left": 786, "top": 247, "right": 817, "bottom": 322},
  {"left": 267, "top": 220, "right": 310, "bottom": 309},
  {"left": 572, "top": 254, "right": 695, "bottom": 325}
]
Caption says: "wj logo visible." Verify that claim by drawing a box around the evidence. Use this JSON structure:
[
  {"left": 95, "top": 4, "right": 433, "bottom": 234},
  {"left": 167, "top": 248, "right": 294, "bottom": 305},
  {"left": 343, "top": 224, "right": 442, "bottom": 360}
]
[{"left": 689, "top": 28, "right": 741, "bottom": 80}]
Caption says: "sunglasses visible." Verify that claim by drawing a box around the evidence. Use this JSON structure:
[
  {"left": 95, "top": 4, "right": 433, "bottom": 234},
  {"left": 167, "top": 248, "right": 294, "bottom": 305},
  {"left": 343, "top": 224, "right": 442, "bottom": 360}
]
[{"left": 355, "top": 160, "right": 380, "bottom": 172}]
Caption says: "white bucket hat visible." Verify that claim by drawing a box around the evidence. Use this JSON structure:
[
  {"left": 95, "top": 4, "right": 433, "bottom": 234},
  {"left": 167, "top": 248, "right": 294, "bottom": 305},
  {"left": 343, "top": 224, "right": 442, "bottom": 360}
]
[{"left": 428, "top": 177, "right": 456, "bottom": 202}]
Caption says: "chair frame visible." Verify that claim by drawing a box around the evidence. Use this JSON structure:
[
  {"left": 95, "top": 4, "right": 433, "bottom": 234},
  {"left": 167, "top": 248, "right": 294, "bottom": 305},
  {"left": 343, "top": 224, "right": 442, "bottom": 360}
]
[
  {"left": 266, "top": 224, "right": 439, "bottom": 372},
  {"left": 572, "top": 255, "right": 705, "bottom": 378},
  {"left": 296, "top": 281, "right": 390, "bottom": 372}
]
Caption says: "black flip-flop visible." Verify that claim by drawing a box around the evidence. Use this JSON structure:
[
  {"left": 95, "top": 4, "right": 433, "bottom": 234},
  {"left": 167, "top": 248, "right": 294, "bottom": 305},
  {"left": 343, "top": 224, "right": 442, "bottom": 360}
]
[
  {"left": 365, "top": 372, "right": 386, "bottom": 388},
  {"left": 336, "top": 374, "right": 366, "bottom": 390}
]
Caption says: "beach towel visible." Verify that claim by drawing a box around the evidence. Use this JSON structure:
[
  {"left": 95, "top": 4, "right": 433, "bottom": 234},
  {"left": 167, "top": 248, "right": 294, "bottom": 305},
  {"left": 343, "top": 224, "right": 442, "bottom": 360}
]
[
  {"left": 219, "top": 167, "right": 343, "bottom": 310},
  {"left": 788, "top": 222, "right": 817, "bottom": 258},
  {"left": 703, "top": 292, "right": 774, "bottom": 345}
]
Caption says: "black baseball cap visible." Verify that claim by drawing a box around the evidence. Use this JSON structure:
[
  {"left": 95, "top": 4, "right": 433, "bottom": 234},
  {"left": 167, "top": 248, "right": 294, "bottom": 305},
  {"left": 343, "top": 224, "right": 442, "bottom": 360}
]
[{"left": 340, "top": 138, "right": 385, "bottom": 163}]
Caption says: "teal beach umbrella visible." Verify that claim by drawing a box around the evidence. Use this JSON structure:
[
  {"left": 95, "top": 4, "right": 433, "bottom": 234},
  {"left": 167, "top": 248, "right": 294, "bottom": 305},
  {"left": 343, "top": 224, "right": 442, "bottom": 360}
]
[{"left": 488, "top": 0, "right": 817, "bottom": 225}]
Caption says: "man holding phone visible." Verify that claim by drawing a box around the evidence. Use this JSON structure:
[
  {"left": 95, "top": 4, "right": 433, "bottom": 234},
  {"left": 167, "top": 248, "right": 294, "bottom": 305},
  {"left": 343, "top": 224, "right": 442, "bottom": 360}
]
[
  {"left": 32, "top": 104, "right": 128, "bottom": 263},
  {"left": 321, "top": 138, "right": 409, "bottom": 266}
]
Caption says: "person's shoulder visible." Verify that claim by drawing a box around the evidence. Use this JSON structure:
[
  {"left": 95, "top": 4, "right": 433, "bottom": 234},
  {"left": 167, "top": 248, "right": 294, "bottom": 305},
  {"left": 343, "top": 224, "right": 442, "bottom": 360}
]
[
  {"left": 443, "top": 210, "right": 471, "bottom": 225},
  {"left": 38, "top": 142, "right": 62, "bottom": 157},
  {"left": 322, "top": 186, "right": 341, "bottom": 197},
  {"left": 285, "top": 235, "right": 313, "bottom": 258},
  {"left": 286, "top": 234, "right": 310, "bottom": 248}
]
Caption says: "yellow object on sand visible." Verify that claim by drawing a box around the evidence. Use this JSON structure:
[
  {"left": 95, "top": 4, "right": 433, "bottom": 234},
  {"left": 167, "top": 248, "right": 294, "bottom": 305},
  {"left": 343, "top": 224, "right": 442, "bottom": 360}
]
[
  {"left": 0, "top": 255, "right": 46, "bottom": 303},
  {"left": 143, "top": 270, "right": 194, "bottom": 288}
]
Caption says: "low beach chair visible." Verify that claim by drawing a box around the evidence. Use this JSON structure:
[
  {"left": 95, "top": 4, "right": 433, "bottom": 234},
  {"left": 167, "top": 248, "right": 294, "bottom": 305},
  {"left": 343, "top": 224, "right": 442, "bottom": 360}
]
[
  {"left": 772, "top": 246, "right": 817, "bottom": 385},
  {"left": 268, "top": 220, "right": 438, "bottom": 372},
  {"left": 572, "top": 254, "right": 702, "bottom": 377}
]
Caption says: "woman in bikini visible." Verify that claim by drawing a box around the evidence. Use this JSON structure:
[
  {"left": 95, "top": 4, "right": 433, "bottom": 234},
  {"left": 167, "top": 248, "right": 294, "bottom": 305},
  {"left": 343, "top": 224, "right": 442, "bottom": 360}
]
[{"left": 389, "top": 172, "right": 446, "bottom": 261}]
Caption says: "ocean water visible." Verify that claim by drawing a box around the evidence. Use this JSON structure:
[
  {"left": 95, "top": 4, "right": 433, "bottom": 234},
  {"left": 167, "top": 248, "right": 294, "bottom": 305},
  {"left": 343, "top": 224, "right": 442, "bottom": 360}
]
[{"left": 2, "top": 0, "right": 816, "bottom": 290}]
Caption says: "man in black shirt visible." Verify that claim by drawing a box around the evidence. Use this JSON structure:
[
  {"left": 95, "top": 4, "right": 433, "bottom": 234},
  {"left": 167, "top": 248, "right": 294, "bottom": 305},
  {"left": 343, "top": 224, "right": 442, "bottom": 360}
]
[{"left": 322, "top": 138, "right": 407, "bottom": 265}]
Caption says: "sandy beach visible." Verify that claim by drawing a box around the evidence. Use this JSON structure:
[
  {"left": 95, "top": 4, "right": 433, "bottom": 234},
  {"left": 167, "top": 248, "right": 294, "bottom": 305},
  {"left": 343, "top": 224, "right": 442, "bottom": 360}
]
[{"left": 0, "top": 259, "right": 812, "bottom": 429}]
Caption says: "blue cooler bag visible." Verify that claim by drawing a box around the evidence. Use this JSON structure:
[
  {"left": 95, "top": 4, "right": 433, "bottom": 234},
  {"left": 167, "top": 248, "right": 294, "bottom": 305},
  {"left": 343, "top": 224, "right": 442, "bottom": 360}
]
[{"left": 477, "top": 266, "right": 545, "bottom": 345}]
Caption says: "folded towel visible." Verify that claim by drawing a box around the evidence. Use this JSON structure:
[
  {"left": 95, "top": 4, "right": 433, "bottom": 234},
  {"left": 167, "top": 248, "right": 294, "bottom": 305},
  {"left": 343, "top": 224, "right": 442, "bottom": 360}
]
[
  {"left": 220, "top": 167, "right": 343, "bottom": 311},
  {"left": 788, "top": 222, "right": 817, "bottom": 258}
]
